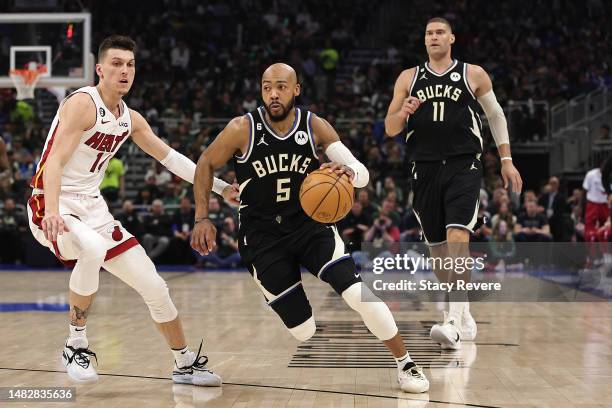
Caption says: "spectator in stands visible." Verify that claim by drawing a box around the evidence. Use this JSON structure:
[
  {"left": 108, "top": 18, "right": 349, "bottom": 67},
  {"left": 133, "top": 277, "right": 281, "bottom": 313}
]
[
  {"left": 365, "top": 209, "right": 400, "bottom": 245},
  {"left": 136, "top": 175, "right": 161, "bottom": 205},
  {"left": 599, "top": 123, "right": 610, "bottom": 140},
  {"left": 357, "top": 189, "right": 378, "bottom": 221},
  {"left": 167, "top": 197, "right": 196, "bottom": 263},
  {"left": 100, "top": 157, "right": 125, "bottom": 203},
  {"left": 583, "top": 163, "right": 609, "bottom": 242},
  {"left": 538, "top": 176, "right": 571, "bottom": 241},
  {"left": 515, "top": 200, "right": 552, "bottom": 242},
  {"left": 372, "top": 199, "right": 400, "bottom": 225},
  {"left": 491, "top": 201, "right": 517, "bottom": 231},
  {"left": 207, "top": 196, "right": 228, "bottom": 227},
  {"left": 570, "top": 203, "right": 585, "bottom": 242},
  {"left": 0, "top": 197, "right": 27, "bottom": 263},
  {"left": 142, "top": 199, "right": 172, "bottom": 261},
  {"left": 145, "top": 161, "right": 173, "bottom": 186},
  {"left": 489, "top": 220, "right": 517, "bottom": 265},
  {"left": 339, "top": 201, "right": 371, "bottom": 252},
  {"left": 115, "top": 200, "right": 144, "bottom": 240},
  {"left": 399, "top": 206, "right": 421, "bottom": 242},
  {"left": 196, "top": 216, "right": 241, "bottom": 268}
]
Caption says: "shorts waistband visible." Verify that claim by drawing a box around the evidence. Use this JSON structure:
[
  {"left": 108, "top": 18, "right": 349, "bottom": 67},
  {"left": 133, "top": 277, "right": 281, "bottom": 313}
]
[
  {"left": 412, "top": 153, "right": 480, "bottom": 164},
  {"left": 32, "top": 188, "right": 100, "bottom": 199}
]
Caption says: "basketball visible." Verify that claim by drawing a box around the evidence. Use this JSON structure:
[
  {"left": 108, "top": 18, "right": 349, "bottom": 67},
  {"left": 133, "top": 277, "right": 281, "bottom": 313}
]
[{"left": 299, "top": 169, "right": 354, "bottom": 223}]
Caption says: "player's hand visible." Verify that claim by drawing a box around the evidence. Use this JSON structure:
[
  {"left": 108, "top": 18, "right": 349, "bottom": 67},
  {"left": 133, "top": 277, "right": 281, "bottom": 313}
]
[
  {"left": 320, "top": 162, "right": 354, "bottom": 182},
  {"left": 191, "top": 219, "right": 217, "bottom": 255},
  {"left": 41, "top": 213, "right": 70, "bottom": 242},
  {"left": 400, "top": 96, "right": 421, "bottom": 118},
  {"left": 221, "top": 183, "right": 240, "bottom": 206},
  {"left": 501, "top": 161, "right": 523, "bottom": 194}
]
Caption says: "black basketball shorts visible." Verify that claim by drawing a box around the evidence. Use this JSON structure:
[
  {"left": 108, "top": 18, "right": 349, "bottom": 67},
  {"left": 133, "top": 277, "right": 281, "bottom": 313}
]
[
  {"left": 239, "top": 221, "right": 361, "bottom": 307},
  {"left": 410, "top": 155, "right": 482, "bottom": 245}
]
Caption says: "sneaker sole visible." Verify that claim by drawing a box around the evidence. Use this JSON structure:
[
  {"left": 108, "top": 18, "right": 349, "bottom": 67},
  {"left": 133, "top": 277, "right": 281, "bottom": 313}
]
[
  {"left": 430, "top": 327, "right": 461, "bottom": 350},
  {"left": 172, "top": 374, "right": 222, "bottom": 387}
]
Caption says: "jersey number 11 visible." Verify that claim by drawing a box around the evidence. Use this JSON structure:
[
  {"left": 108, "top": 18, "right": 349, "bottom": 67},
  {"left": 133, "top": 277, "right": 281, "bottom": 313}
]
[{"left": 432, "top": 101, "right": 445, "bottom": 122}]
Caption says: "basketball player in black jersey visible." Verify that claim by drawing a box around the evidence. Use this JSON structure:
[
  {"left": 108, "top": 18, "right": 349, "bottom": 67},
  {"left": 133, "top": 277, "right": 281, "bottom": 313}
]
[
  {"left": 191, "top": 63, "right": 429, "bottom": 393},
  {"left": 386, "top": 17, "right": 523, "bottom": 349}
]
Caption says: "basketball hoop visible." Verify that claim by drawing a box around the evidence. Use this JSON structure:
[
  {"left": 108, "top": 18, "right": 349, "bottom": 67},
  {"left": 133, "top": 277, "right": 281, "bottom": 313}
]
[{"left": 9, "top": 62, "right": 47, "bottom": 100}]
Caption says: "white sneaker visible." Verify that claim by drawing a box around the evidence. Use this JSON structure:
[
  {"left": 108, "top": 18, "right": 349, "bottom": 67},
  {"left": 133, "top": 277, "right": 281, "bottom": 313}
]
[
  {"left": 398, "top": 361, "right": 429, "bottom": 393},
  {"left": 430, "top": 311, "right": 461, "bottom": 350},
  {"left": 172, "top": 342, "right": 222, "bottom": 387},
  {"left": 461, "top": 308, "right": 477, "bottom": 341},
  {"left": 61, "top": 344, "right": 99, "bottom": 382}
]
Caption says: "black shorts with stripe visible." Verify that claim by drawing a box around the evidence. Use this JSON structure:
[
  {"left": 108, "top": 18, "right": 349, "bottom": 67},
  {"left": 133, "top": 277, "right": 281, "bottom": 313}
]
[
  {"left": 410, "top": 154, "right": 482, "bottom": 245},
  {"left": 238, "top": 220, "right": 360, "bottom": 303}
]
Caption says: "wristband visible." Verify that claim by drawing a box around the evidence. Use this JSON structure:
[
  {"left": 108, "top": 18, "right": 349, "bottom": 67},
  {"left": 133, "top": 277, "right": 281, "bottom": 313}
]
[
  {"left": 194, "top": 217, "right": 210, "bottom": 225},
  {"left": 500, "top": 157, "right": 512, "bottom": 161}
]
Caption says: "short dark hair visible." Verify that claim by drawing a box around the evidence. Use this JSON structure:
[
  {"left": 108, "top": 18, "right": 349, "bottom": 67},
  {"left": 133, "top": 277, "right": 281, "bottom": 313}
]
[
  {"left": 98, "top": 35, "right": 136, "bottom": 62},
  {"left": 426, "top": 17, "right": 452, "bottom": 32}
]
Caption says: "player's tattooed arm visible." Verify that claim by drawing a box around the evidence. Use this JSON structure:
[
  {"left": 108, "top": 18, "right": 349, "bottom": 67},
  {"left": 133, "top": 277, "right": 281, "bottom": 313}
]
[
  {"left": 385, "top": 67, "right": 420, "bottom": 137},
  {"left": 191, "top": 116, "right": 249, "bottom": 255},
  {"left": 41, "top": 93, "right": 96, "bottom": 242}
]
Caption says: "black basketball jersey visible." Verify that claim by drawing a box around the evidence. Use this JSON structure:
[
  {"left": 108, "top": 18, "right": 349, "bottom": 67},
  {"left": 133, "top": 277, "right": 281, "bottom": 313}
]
[
  {"left": 233, "top": 106, "right": 320, "bottom": 233},
  {"left": 405, "top": 60, "right": 483, "bottom": 161}
]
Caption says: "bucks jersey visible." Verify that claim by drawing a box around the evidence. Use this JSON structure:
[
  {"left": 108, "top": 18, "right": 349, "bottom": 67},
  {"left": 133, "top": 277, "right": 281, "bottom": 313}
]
[
  {"left": 405, "top": 60, "right": 483, "bottom": 161},
  {"left": 233, "top": 106, "right": 319, "bottom": 233}
]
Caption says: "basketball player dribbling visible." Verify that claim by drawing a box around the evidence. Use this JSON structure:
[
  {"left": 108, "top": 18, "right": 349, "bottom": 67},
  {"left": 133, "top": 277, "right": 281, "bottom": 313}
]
[
  {"left": 191, "top": 63, "right": 429, "bottom": 393},
  {"left": 27, "top": 35, "right": 238, "bottom": 385},
  {"left": 385, "top": 17, "right": 523, "bottom": 349}
]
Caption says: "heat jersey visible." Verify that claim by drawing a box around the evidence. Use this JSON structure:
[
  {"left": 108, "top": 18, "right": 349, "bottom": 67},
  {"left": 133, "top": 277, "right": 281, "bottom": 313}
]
[
  {"left": 30, "top": 86, "right": 132, "bottom": 196},
  {"left": 405, "top": 60, "right": 483, "bottom": 161},
  {"left": 233, "top": 106, "right": 319, "bottom": 233}
]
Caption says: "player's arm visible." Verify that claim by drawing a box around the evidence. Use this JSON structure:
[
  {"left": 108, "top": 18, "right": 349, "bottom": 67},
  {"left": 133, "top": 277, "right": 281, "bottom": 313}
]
[
  {"left": 191, "top": 116, "right": 250, "bottom": 255},
  {"left": 129, "top": 109, "right": 237, "bottom": 203},
  {"left": 468, "top": 64, "right": 523, "bottom": 193},
  {"left": 384, "top": 67, "right": 420, "bottom": 137},
  {"left": 42, "top": 93, "right": 96, "bottom": 241},
  {"left": 311, "top": 114, "right": 369, "bottom": 188}
]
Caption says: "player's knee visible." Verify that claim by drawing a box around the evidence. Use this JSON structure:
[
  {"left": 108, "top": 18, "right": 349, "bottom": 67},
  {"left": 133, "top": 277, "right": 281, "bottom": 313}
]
[
  {"left": 269, "top": 283, "right": 313, "bottom": 335},
  {"left": 341, "top": 282, "right": 398, "bottom": 341},
  {"left": 320, "top": 257, "right": 361, "bottom": 295},
  {"left": 288, "top": 315, "right": 316, "bottom": 342},
  {"left": 143, "top": 276, "right": 178, "bottom": 323},
  {"left": 447, "top": 227, "right": 469, "bottom": 243}
]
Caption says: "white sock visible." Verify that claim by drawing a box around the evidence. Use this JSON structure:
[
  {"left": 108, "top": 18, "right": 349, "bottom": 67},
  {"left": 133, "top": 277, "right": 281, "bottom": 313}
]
[
  {"left": 172, "top": 346, "right": 193, "bottom": 368},
  {"left": 448, "top": 302, "right": 466, "bottom": 321},
  {"left": 395, "top": 352, "right": 413, "bottom": 371},
  {"left": 67, "top": 324, "right": 88, "bottom": 349}
]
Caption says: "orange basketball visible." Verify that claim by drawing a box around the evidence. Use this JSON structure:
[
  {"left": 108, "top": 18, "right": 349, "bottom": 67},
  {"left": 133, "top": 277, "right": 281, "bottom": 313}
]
[{"left": 300, "top": 169, "right": 354, "bottom": 223}]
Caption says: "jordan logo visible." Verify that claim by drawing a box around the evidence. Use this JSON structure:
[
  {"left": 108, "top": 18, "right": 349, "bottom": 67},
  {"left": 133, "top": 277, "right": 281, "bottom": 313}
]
[
  {"left": 470, "top": 162, "right": 477, "bottom": 171},
  {"left": 257, "top": 136, "right": 268, "bottom": 146},
  {"left": 420, "top": 73, "right": 428, "bottom": 80}
]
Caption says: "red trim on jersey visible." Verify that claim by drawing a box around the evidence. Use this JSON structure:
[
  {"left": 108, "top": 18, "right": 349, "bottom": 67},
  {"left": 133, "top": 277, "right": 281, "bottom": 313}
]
[
  {"left": 104, "top": 237, "right": 139, "bottom": 261},
  {"left": 30, "top": 124, "right": 60, "bottom": 189},
  {"left": 27, "top": 194, "right": 45, "bottom": 228}
]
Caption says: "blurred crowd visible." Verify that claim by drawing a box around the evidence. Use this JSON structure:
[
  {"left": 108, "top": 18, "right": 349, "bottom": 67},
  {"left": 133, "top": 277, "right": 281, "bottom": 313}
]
[{"left": 1, "top": 0, "right": 611, "bottom": 266}]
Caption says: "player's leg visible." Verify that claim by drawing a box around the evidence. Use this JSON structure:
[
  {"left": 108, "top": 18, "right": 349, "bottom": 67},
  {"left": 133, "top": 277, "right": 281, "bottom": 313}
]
[
  {"left": 296, "top": 224, "right": 429, "bottom": 393},
  {"left": 101, "top": 244, "right": 221, "bottom": 386},
  {"left": 26, "top": 192, "right": 108, "bottom": 382},
  {"left": 434, "top": 157, "right": 483, "bottom": 346}
]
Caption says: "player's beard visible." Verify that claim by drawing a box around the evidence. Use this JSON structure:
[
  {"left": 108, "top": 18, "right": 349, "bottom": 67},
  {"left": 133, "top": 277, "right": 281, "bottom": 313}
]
[{"left": 264, "top": 97, "right": 295, "bottom": 122}]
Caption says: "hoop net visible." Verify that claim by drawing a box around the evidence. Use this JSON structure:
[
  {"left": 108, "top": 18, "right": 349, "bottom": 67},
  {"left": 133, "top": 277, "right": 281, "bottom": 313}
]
[{"left": 10, "top": 63, "right": 47, "bottom": 100}]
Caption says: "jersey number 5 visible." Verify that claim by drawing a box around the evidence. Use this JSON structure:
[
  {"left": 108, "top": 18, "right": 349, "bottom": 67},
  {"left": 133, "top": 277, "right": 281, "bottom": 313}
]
[{"left": 276, "top": 178, "right": 290, "bottom": 202}]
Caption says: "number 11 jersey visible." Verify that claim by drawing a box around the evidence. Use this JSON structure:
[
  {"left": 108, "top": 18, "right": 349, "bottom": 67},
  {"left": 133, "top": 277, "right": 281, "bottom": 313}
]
[
  {"left": 405, "top": 60, "right": 484, "bottom": 162},
  {"left": 30, "top": 86, "right": 132, "bottom": 196}
]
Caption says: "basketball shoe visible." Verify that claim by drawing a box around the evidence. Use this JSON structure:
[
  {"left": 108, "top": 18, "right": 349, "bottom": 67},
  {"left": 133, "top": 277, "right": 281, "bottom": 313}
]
[
  {"left": 430, "top": 311, "right": 462, "bottom": 350},
  {"left": 172, "top": 341, "right": 222, "bottom": 387},
  {"left": 398, "top": 361, "right": 430, "bottom": 393},
  {"left": 61, "top": 343, "right": 99, "bottom": 382},
  {"left": 461, "top": 307, "right": 477, "bottom": 341}
]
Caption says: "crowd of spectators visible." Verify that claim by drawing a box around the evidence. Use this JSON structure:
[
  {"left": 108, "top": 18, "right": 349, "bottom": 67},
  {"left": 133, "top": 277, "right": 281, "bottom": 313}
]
[{"left": 0, "top": 0, "right": 611, "bottom": 266}]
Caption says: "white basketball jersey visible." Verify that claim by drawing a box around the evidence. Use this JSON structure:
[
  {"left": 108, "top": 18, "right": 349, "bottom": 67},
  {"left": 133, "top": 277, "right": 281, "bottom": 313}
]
[{"left": 30, "top": 86, "right": 132, "bottom": 196}]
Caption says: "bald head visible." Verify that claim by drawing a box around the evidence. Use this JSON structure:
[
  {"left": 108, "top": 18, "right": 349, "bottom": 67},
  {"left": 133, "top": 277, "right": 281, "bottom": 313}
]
[
  {"left": 261, "top": 63, "right": 301, "bottom": 122},
  {"left": 262, "top": 63, "right": 298, "bottom": 84}
]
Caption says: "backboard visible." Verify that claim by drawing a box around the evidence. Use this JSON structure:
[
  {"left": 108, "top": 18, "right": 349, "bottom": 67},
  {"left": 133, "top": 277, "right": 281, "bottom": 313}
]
[{"left": 0, "top": 13, "right": 93, "bottom": 89}]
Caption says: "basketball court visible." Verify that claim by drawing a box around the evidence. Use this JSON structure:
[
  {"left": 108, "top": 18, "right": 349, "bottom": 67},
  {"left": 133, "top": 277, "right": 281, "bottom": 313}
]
[
  {"left": 1, "top": 9, "right": 611, "bottom": 408},
  {"left": 1, "top": 268, "right": 610, "bottom": 408}
]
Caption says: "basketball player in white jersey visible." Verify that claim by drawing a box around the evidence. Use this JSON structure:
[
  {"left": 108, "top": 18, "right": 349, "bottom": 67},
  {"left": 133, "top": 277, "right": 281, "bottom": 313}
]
[{"left": 27, "top": 35, "right": 236, "bottom": 385}]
